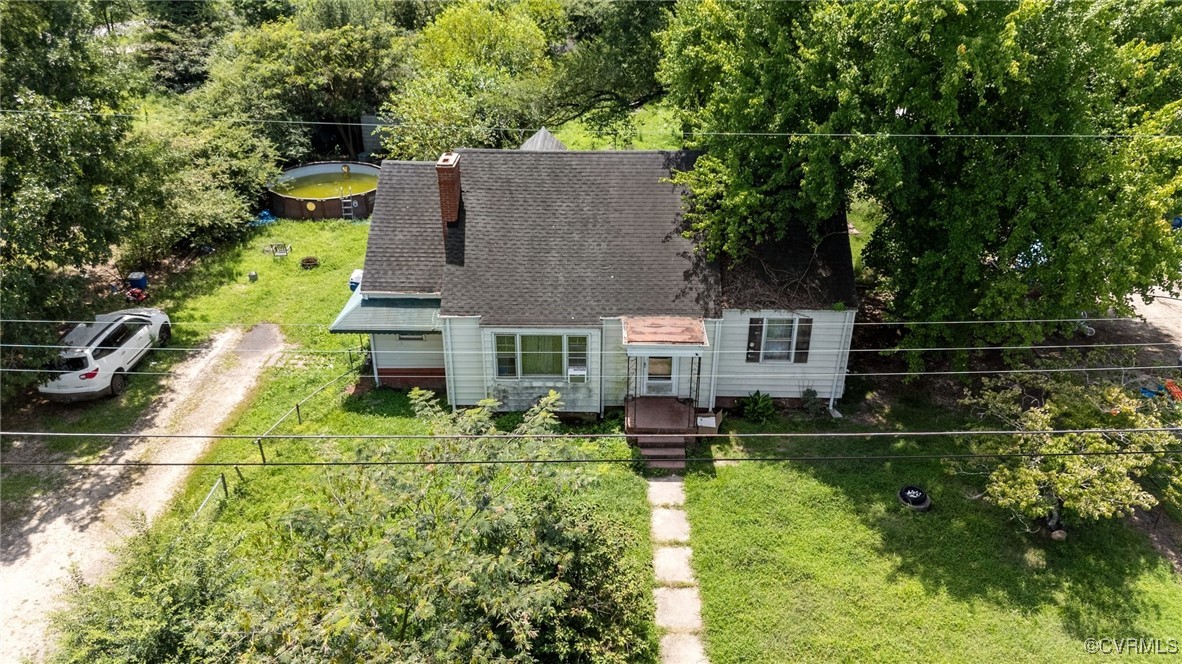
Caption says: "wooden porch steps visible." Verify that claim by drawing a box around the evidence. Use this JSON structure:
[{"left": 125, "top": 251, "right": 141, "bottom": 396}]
[{"left": 637, "top": 436, "right": 687, "bottom": 472}]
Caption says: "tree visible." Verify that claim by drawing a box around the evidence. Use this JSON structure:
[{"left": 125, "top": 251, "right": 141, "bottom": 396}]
[
  {"left": 53, "top": 391, "right": 655, "bottom": 662},
  {"left": 0, "top": 1, "right": 155, "bottom": 398},
  {"left": 194, "top": 19, "right": 409, "bottom": 160},
  {"left": 956, "top": 366, "right": 1181, "bottom": 532},
  {"left": 140, "top": 0, "right": 230, "bottom": 92},
  {"left": 228, "top": 0, "right": 296, "bottom": 27},
  {"left": 659, "top": 0, "right": 1182, "bottom": 348},
  {"left": 1, "top": 0, "right": 122, "bottom": 103},
  {"left": 118, "top": 112, "right": 279, "bottom": 266},
  {"left": 548, "top": 0, "right": 669, "bottom": 129},
  {"left": 379, "top": 0, "right": 564, "bottom": 158}
]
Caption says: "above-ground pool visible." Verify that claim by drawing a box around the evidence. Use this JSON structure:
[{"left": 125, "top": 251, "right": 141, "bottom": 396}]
[{"left": 269, "top": 161, "right": 380, "bottom": 220}]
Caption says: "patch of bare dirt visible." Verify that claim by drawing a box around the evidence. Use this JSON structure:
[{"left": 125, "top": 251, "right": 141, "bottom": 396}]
[
  {"left": 0, "top": 324, "right": 285, "bottom": 663},
  {"left": 1129, "top": 507, "right": 1182, "bottom": 576}
]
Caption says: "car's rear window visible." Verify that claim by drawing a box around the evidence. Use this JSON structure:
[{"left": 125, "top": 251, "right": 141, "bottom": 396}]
[{"left": 47, "top": 357, "right": 89, "bottom": 373}]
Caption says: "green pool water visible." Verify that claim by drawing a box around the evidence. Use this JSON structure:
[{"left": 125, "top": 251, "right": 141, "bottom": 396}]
[{"left": 272, "top": 172, "right": 378, "bottom": 198}]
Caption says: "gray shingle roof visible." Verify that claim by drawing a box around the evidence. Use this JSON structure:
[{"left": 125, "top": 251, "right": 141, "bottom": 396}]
[
  {"left": 359, "top": 161, "right": 444, "bottom": 294},
  {"left": 358, "top": 149, "right": 855, "bottom": 327},
  {"left": 440, "top": 150, "right": 718, "bottom": 325},
  {"left": 519, "top": 128, "right": 567, "bottom": 152}
]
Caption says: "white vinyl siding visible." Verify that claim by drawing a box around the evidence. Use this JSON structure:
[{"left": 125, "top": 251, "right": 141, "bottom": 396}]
[
  {"left": 601, "top": 318, "right": 629, "bottom": 407},
  {"left": 443, "top": 317, "right": 485, "bottom": 406},
  {"left": 372, "top": 333, "right": 444, "bottom": 369},
  {"left": 713, "top": 309, "right": 854, "bottom": 400}
]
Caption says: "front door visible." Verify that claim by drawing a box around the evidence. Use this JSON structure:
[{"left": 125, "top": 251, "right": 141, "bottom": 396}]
[{"left": 643, "top": 356, "right": 676, "bottom": 396}]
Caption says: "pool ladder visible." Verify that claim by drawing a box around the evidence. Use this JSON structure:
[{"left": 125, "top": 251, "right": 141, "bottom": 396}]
[{"left": 340, "top": 185, "right": 355, "bottom": 220}]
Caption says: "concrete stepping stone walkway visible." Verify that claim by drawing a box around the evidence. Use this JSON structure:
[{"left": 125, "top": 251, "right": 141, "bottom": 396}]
[{"left": 648, "top": 476, "right": 709, "bottom": 664}]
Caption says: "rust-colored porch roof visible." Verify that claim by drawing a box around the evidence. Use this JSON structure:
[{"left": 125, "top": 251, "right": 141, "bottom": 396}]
[{"left": 621, "top": 316, "right": 707, "bottom": 345}]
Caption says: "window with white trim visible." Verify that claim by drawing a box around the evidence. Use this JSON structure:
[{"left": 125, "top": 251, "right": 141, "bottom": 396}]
[
  {"left": 567, "top": 336, "right": 588, "bottom": 383},
  {"left": 493, "top": 334, "right": 590, "bottom": 381},
  {"left": 746, "top": 317, "right": 813, "bottom": 364}
]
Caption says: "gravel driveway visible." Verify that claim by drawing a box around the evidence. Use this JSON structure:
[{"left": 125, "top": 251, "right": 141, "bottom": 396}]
[{"left": 0, "top": 324, "right": 285, "bottom": 663}]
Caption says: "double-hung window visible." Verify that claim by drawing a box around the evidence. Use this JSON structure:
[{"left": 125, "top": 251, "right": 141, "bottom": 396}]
[
  {"left": 746, "top": 317, "right": 813, "bottom": 364},
  {"left": 494, "top": 334, "right": 589, "bottom": 381}
]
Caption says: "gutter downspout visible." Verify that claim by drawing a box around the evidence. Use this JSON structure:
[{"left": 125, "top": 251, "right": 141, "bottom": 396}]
[
  {"left": 707, "top": 319, "right": 722, "bottom": 411},
  {"left": 443, "top": 318, "right": 457, "bottom": 412},
  {"left": 370, "top": 334, "right": 380, "bottom": 385},
  {"left": 828, "top": 310, "right": 855, "bottom": 414},
  {"left": 598, "top": 322, "right": 606, "bottom": 417}
]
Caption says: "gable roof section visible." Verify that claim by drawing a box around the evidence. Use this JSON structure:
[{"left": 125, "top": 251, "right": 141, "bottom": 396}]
[
  {"left": 440, "top": 150, "right": 718, "bottom": 326},
  {"left": 359, "top": 161, "right": 444, "bottom": 295},
  {"left": 519, "top": 128, "right": 567, "bottom": 152}
]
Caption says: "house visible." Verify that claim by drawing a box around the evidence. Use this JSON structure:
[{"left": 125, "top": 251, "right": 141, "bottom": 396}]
[{"left": 330, "top": 131, "right": 857, "bottom": 465}]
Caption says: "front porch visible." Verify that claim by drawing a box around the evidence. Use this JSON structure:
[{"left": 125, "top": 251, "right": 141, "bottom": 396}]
[
  {"left": 620, "top": 316, "right": 710, "bottom": 472},
  {"left": 625, "top": 396, "right": 696, "bottom": 471},
  {"left": 625, "top": 396, "right": 696, "bottom": 433}
]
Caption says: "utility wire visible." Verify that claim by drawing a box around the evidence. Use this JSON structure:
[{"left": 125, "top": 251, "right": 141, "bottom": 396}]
[
  {"left": 0, "top": 340, "right": 1174, "bottom": 354},
  {"left": 7, "top": 363, "right": 1180, "bottom": 378},
  {"left": 2, "top": 108, "right": 1177, "bottom": 140},
  {"left": 3, "top": 448, "right": 1181, "bottom": 469},
  {"left": 3, "top": 314, "right": 1178, "bottom": 327},
  {"left": 4, "top": 427, "right": 1179, "bottom": 440}
]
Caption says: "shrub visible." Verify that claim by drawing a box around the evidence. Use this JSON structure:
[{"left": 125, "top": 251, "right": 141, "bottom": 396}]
[
  {"left": 742, "top": 390, "right": 776, "bottom": 423},
  {"left": 801, "top": 388, "right": 828, "bottom": 418}
]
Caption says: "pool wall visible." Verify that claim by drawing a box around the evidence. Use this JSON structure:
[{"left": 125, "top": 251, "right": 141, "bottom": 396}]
[{"left": 268, "top": 161, "right": 381, "bottom": 220}]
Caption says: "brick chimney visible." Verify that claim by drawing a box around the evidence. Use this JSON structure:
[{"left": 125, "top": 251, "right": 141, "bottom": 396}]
[{"left": 436, "top": 152, "right": 461, "bottom": 234}]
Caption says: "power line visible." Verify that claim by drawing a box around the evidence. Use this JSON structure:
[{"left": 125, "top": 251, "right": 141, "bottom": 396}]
[
  {"left": 10, "top": 0, "right": 1174, "bottom": 4},
  {"left": 4, "top": 427, "right": 1179, "bottom": 440},
  {"left": 7, "top": 362, "right": 1180, "bottom": 378},
  {"left": 2, "top": 314, "right": 1178, "bottom": 327},
  {"left": 1, "top": 340, "right": 1174, "bottom": 355},
  {"left": 2, "top": 108, "right": 1176, "bottom": 140},
  {"left": 3, "top": 448, "right": 1180, "bottom": 469}
]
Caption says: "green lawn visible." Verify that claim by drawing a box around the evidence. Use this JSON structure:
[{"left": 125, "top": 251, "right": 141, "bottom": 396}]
[
  {"left": 684, "top": 393, "right": 1182, "bottom": 663},
  {"left": 552, "top": 104, "right": 683, "bottom": 151},
  {"left": 848, "top": 197, "right": 881, "bottom": 273},
  {"left": 1, "top": 220, "right": 371, "bottom": 516}
]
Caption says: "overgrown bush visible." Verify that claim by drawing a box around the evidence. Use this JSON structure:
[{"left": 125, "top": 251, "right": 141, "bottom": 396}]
[
  {"left": 52, "top": 391, "right": 656, "bottom": 663},
  {"left": 953, "top": 365, "right": 1182, "bottom": 532},
  {"left": 801, "top": 388, "right": 828, "bottom": 418},
  {"left": 742, "top": 390, "right": 777, "bottom": 423}
]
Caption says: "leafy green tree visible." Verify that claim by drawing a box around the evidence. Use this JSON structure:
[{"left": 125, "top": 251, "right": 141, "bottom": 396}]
[
  {"left": 295, "top": 0, "right": 440, "bottom": 32},
  {"left": 548, "top": 0, "right": 668, "bottom": 129},
  {"left": 53, "top": 391, "right": 655, "bottom": 662},
  {"left": 195, "top": 19, "right": 409, "bottom": 159},
  {"left": 659, "top": 0, "right": 1182, "bottom": 348},
  {"left": 956, "top": 368, "right": 1181, "bottom": 532},
  {"left": 228, "top": 0, "right": 295, "bottom": 27},
  {"left": 379, "top": 0, "right": 562, "bottom": 158},
  {"left": 118, "top": 112, "right": 278, "bottom": 266},
  {"left": 0, "top": 0, "right": 156, "bottom": 397},
  {"left": 140, "top": 0, "right": 229, "bottom": 91},
  {"left": 1, "top": 0, "right": 121, "bottom": 103}
]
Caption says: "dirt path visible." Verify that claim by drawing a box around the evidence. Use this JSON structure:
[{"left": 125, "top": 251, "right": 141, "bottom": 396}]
[{"left": 0, "top": 324, "right": 285, "bottom": 663}]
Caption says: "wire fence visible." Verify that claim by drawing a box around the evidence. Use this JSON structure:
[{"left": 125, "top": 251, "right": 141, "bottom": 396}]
[{"left": 252, "top": 354, "right": 368, "bottom": 464}]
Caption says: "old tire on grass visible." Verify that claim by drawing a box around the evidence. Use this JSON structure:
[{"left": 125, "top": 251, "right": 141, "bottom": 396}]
[{"left": 898, "top": 485, "right": 932, "bottom": 512}]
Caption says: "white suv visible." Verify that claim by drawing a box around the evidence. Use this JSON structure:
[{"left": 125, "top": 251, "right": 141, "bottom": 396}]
[{"left": 39, "top": 308, "right": 172, "bottom": 401}]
